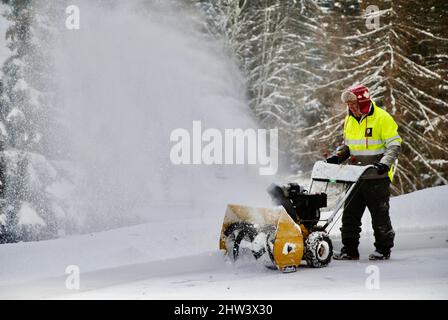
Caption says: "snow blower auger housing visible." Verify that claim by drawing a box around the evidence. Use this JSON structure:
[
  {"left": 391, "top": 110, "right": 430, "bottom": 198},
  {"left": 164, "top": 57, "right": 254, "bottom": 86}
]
[{"left": 220, "top": 161, "right": 375, "bottom": 272}]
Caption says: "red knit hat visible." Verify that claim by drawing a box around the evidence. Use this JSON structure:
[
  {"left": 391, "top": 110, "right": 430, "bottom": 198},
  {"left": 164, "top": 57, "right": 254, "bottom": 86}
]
[{"left": 341, "top": 85, "right": 372, "bottom": 114}]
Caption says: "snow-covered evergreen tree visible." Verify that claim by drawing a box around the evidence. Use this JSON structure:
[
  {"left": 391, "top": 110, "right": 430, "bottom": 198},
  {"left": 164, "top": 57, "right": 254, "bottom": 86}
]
[{"left": 0, "top": 0, "right": 71, "bottom": 242}]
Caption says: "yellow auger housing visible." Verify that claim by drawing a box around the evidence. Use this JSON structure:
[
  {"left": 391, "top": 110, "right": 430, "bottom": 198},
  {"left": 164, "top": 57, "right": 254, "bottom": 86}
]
[{"left": 220, "top": 204, "right": 304, "bottom": 273}]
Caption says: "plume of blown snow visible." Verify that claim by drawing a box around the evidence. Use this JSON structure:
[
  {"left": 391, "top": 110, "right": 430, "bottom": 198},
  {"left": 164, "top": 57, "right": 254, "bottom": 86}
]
[{"left": 50, "top": 0, "right": 276, "bottom": 232}]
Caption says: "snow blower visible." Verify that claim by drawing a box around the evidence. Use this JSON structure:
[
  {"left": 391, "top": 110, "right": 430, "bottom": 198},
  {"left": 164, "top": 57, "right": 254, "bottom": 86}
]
[{"left": 219, "top": 161, "right": 375, "bottom": 272}]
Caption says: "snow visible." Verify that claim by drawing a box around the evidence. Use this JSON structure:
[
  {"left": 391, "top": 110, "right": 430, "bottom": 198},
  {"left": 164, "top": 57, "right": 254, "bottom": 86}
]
[
  {"left": 0, "top": 3, "right": 9, "bottom": 69},
  {"left": 5, "top": 108, "right": 25, "bottom": 123},
  {"left": 311, "top": 161, "right": 371, "bottom": 183},
  {"left": 45, "top": 180, "right": 74, "bottom": 200},
  {"left": 0, "top": 185, "right": 447, "bottom": 299},
  {"left": 17, "top": 202, "right": 46, "bottom": 226},
  {"left": 48, "top": 0, "right": 271, "bottom": 234},
  {"left": 0, "top": 121, "right": 7, "bottom": 139},
  {"left": 13, "top": 78, "right": 29, "bottom": 91},
  {"left": 67, "top": 247, "right": 447, "bottom": 300},
  {"left": 388, "top": 185, "right": 448, "bottom": 231}
]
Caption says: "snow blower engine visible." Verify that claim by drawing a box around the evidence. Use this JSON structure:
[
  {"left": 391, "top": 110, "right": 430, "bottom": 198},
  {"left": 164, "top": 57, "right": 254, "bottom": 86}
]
[{"left": 267, "top": 182, "right": 327, "bottom": 233}]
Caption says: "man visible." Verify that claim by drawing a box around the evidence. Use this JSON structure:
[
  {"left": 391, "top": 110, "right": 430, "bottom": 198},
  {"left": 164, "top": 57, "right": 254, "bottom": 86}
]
[{"left": 327, "top": 85, "right": 402, "bottom": 260}]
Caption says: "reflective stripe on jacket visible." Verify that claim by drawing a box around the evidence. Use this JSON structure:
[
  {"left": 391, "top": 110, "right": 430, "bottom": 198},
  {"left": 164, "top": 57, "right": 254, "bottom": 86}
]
[{"left": 344, "top": 101, "right": 402, "bottom": 181}]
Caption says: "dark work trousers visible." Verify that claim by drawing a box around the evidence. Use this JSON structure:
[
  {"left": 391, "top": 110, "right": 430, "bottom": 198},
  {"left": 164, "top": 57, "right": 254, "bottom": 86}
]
[{"left": 340, "top": 178, "right": 395, "bottom": 253}]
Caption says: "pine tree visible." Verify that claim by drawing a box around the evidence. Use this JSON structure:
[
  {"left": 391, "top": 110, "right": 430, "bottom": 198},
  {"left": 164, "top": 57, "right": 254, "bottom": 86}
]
[{"left": 0, "top": 0, "right": 67, "bottom": 242}]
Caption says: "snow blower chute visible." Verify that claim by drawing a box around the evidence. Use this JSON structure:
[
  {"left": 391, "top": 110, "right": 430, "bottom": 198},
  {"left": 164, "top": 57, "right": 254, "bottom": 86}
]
[{"left": 219, "top": 161, "right": 375, "bottom": 272}]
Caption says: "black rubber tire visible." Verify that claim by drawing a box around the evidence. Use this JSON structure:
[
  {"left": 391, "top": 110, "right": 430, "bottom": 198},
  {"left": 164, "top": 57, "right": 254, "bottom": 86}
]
[{"left": 304, "top": 231, "right": 333, "bottom": 268}]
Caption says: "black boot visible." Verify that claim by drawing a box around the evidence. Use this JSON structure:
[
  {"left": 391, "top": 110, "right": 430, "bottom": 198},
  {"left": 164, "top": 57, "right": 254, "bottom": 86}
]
[
  {"left": 368, "top": 249, "right": 391, "bottom": 260},
  {"left": 333, "top": 246, "right": 360, "bottom": 260}
]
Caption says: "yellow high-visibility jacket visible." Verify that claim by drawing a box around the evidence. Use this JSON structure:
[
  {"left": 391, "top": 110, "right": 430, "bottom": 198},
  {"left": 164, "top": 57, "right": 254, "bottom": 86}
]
[{"left": 343, "top": 101, "right": 402, "bottom": 181}]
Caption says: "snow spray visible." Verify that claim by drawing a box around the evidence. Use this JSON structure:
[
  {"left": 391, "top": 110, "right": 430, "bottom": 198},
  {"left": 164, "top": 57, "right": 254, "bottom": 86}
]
[{"left": 50, "top": 0, "right": 275, "bottom": 232}]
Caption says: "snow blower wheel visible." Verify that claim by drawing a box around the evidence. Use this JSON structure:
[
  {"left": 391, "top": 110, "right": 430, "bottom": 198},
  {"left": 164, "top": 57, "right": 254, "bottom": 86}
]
[{"left": 304, "top": 231, "right": 333, "bottom": 268}]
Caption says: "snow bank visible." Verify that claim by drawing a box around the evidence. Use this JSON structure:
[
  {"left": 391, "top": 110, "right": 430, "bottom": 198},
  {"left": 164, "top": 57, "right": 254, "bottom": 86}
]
[
  {"left": 326, "top": 185, "right": 448, "bottom": 239},
  {"left": 390, "top": 185, "right": 448, "bottom": 231},
  {"left": 0, "top": 217, "right": 220, "bottom": 286}
]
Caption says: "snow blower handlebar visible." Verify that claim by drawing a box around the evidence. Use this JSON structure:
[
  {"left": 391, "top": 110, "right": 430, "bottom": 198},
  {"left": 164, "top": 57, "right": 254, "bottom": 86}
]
[
  {"left": 267, "top": 162, "right": 376, "bottom": 233},
  {"left": 314, "top": 163, "right": 376, "bottom": 232}
]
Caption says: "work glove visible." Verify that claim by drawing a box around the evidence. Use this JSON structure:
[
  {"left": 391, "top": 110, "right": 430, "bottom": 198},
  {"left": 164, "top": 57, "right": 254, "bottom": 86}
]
[
  {"left": 326, "top": 155, "right": 339, "bottom": 164},
  {"left": 373, "top": 162, "right": 389, "bottom": 175}
]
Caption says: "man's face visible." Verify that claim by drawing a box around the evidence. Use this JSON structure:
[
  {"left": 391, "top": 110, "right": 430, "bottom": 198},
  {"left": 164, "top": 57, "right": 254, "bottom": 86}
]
[{"left": 347, "top": 100, "right": 362, "bottom": 117}]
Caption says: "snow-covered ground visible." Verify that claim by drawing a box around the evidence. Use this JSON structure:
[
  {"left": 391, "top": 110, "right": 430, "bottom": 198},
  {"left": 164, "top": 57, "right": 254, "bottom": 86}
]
[{"left": 0, "top": 185, "right": 447, "bottom": 299}]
